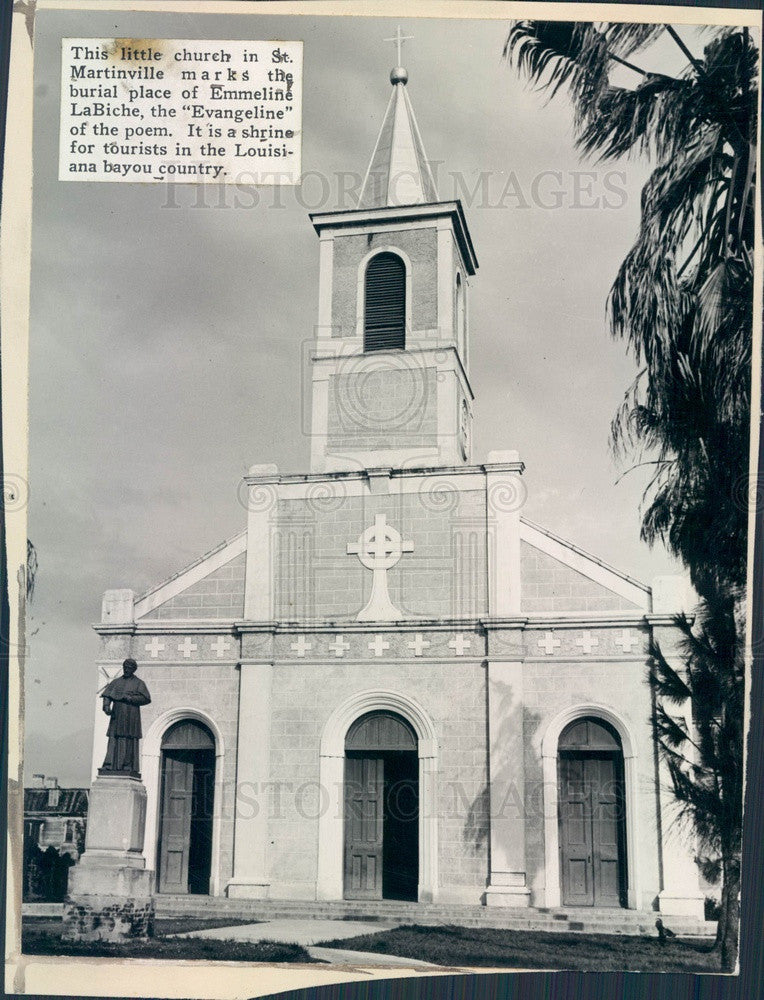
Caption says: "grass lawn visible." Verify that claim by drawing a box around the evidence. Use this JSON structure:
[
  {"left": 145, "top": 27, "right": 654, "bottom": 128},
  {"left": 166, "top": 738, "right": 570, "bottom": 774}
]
[
  {"left": 317, "top": 924, "right": 722, "bottom": 973},
  {"left": 154, "top": 916, "right": 261, "bottom": 936},
  {"left": 21, "top": 919, "right": 317, "bottom": 964}
]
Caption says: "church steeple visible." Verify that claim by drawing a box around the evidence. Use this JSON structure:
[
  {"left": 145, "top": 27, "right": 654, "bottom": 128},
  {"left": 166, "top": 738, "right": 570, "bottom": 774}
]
[
  {"left": 308, "top": 35, "right": 478, "bottom": 474},
  {"left": 358, "top": 46, "right": 438, "bottom": 209}
]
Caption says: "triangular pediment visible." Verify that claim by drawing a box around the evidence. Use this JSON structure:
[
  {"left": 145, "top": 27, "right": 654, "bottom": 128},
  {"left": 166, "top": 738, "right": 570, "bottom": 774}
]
[
  {"left": 520, "top": 520, "right": 649, "bottom": 614},
  {"left": 134, "top": 532, "right": 246, "bottom": 621}
]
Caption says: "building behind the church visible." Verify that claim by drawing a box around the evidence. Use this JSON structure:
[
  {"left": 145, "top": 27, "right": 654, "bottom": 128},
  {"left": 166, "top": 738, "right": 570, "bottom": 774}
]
[{"left": 90, "top": 59, "right": 706, "bottom": 920}]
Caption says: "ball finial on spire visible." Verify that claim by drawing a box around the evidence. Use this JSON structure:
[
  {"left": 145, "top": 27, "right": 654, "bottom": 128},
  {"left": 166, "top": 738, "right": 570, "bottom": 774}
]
[{"left": 384, "top": 27, "right": 413, "bottom": 85}]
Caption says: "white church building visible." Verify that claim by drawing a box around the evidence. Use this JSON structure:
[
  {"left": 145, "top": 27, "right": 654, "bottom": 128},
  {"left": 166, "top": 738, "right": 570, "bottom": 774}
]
[{"left": 91, "top": 57, "right": 706, "bottom": 920}]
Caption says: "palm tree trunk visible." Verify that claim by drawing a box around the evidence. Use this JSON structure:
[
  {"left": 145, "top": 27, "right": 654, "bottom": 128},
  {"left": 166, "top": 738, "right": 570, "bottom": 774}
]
[{"left": 717, "top": 854, "right": 740, "bottom": 973}]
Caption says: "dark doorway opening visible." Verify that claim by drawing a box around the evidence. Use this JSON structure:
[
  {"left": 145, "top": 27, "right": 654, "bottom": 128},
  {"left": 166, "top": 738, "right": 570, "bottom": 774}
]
[
  {"left": 558, "top": 717, "right": 627, "bottom": 908},
  {"left": 382, "top": 750, "right": 419, "bottom": 900},
  {"left": 157, "top": 720, "right": 215, "bottom": 895},
  {"left": 344, "top": 711, "right": 419, "bottom": 901}
]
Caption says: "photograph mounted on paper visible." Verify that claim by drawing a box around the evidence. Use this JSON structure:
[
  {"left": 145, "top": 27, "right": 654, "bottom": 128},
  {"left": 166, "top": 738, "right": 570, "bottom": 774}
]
[{"left": 3, "top": 1, "right": 761, "bottom": 994}]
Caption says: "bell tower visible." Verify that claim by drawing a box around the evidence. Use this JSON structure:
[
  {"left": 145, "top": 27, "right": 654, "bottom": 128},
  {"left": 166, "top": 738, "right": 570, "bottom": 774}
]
[{"left": 308, "top": 34, "right": 478, "bottom": 474}]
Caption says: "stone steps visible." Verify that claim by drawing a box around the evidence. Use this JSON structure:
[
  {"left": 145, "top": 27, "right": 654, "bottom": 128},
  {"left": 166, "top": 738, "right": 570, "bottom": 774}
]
[{"left": 153, "top": 896, "right": 716, "bottom": 937}]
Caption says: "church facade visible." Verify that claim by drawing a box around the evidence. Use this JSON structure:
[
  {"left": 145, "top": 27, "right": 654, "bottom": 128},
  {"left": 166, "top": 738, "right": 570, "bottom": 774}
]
[{"left": 90, "top": 62, "right": 705, "bottom": 918}]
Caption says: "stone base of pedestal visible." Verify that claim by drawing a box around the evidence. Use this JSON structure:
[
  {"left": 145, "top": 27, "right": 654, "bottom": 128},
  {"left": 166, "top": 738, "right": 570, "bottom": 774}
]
[
  {"left": 64, "top": 859, "right": 155, "bottom": 941},
  {"left": 63, "top": 771, "right": 155, "bottom": 941},
  {"left": 63, "top": 891, "right": 155, "bottom": 942}
]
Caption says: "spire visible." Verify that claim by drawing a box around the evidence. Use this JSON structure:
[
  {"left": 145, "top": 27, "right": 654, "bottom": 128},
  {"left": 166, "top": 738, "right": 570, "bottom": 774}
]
[{"left": 357, "top": 29, "right": 438, "bottom": 210}]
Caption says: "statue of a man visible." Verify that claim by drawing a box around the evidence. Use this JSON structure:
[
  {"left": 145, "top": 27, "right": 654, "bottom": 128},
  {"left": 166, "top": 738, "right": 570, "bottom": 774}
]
[{"left": 99, "top": 658, "right": 151, "bottom": 777}]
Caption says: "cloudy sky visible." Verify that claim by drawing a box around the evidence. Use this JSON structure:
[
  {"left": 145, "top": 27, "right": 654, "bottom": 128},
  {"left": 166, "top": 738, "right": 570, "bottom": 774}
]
[{"left": 26, "top": 8, "right": 700, "bottom": 784}]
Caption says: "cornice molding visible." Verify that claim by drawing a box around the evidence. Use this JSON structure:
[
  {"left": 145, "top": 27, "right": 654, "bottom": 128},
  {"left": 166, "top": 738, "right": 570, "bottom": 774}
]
[{"left": 309, "top": 200, "right": 478, "bottom": 274}]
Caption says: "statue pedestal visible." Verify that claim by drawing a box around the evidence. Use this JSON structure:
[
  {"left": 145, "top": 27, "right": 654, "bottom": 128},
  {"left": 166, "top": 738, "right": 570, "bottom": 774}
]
[{"left": 63, "top": 774, "right": 155, "bottom": 941}]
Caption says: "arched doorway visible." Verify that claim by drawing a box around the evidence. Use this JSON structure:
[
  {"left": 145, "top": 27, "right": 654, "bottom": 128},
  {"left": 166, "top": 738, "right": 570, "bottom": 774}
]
[
  {"left": 157, "top": 719, "right": 215, "bottom": 895},
  {"left": 558, "top": 716, "right": 627, "bottom": 907},
  {"left": 344, "top": 710, "right": 419, "bottom": 901}
]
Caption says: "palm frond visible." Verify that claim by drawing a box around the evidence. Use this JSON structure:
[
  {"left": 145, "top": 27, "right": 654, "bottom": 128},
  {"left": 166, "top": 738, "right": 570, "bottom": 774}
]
[
  {"left": 505, "top": 21, "right": 612, "bottom": 127},
  {"left": 649, "top": 638, "right": 692, "bottom": 704},
  {"left": 603, "top": 23, "right": 667, "bottom": 60}
]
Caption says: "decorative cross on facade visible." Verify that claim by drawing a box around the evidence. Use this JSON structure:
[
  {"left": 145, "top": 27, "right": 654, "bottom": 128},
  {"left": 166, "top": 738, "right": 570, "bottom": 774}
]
[
  {"left": 145, "top": 636, "right": 165, "bottom": 659},
  {"left": 368, "top": 634, "right": 390, "bottom": 657},
  {"left": 614, "top": 629, "right": 638, "bottom": 653},
  {"left": 290, "top": 636, "right": 312, "bottom": 658},
  {"left": 177, "top": 637, "right": 198, "bottom": 658},
  {"left": 408, "top": 633, "right": 430, "bottom": 657},
  {"left": 449, "top": 633, "right": 471, "bottom": 656},
  {"left": 537, "top": 632, "right": 561, "bottom": 656},
  {"left": 211, "top": 636, "right": 231, "bottom": 658},
  {"left": 384, "top": 25, "right": 413, "bottom": 66},
  {"left": 347, "top": 514, "right": 413, "bottom": 621},
  {"left": 329, "top": 634, "right": 350, "bottom": 658},
  {"left": 575, "top": 631, "right": 599, "bottom": 655}
]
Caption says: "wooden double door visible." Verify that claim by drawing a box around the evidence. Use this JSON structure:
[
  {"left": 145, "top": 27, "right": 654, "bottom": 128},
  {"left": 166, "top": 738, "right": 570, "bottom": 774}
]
[
  {"left": 157, "top": 720, "right": 215, "bottom": 895},
  {"left": 344, "top": 752, "right": 419, "bottom": 901},
  {"left": 558, "top": 751, "right": 627, "bottom": 907}
]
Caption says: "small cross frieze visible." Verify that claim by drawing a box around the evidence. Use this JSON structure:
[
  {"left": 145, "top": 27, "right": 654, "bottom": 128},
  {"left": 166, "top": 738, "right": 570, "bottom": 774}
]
[
  {"left": 614, "top": 629, "right": 638, "bottom": 653},
  {"left": 144, "top": 636, "right": 165, "bottom": 659},
  {"left": 329, "top": 634, "right": 350, "bottom": 658},
  {"left": 575, "top": 631, "right": 599, "bottom": 655},
  {"left": 408, "top": 633, "right": 430, "bottom": 657},
  {"left": 368, "top": 634, "right": 391, "bottom": 657},
  {"left": 448, "top": 633, "right": 471, "bottom": 656},
  {"left": 290, "top": 635, "right": 313, "bottom": 658},
  {"left": 537, "top": 632, "right": 561, "bottom": 656},
  {"left": 177, "top": 637, "right": 198, "bottom": 659},
  {"left": 210, "top": 636, "right": 232, "bottom": 658}
]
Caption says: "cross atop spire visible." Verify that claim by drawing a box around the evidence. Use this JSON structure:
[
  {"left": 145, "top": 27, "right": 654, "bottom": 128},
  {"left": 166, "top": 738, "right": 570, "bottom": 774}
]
[
  {"left": 384, "top": 26, "right": 413, "bottom": 67},
  {"left": 357, "top": 31, "right": 438, "bottom": 210}
]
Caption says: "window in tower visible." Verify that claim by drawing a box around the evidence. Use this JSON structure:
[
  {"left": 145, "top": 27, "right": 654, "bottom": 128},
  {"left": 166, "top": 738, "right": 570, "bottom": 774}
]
[{"left": 364, "top": 252, "right": 406, "bottom": 352}]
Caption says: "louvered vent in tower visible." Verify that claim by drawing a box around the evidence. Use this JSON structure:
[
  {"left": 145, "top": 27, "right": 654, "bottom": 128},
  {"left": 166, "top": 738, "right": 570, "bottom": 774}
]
[{"left": 364, "top": 252, "right": 405, "bottom": 351}]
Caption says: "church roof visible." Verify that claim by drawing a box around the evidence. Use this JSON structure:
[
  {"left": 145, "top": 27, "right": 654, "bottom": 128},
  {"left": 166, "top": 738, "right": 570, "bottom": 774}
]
[
  {"left": 24, "top": 788, "right": 88, "bottom": 816},
  {"left": 358, "top": 67, "right": 439, "bottom": 210}
]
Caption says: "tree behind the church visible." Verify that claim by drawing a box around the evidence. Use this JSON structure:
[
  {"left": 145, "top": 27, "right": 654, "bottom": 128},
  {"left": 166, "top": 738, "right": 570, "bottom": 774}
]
[
  {"left": 506, "top": 21, "right": 755, "bottom": 597},
  {"left": 649, "top": 595, "right": 744, "bottom": 972},
  {"left": 506, "top": 21, "right": 756, "bottom": 971}
]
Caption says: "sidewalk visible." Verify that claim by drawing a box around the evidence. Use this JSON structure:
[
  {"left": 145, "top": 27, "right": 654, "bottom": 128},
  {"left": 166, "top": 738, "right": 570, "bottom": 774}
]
[{"left": 172, "top": 917, "right": 442, "bottom": 967}]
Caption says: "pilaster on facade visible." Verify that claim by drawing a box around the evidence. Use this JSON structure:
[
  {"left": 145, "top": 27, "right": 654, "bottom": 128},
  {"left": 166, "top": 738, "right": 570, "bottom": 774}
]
[
  {"left": 485, "top": 451, "right": 525, "bottom": 618},
  {"left": 101, "top": 588, "right": 135, "bottom": 626},
  {"left": 485, "top": 655, "right": 531, "bottom": 907},
  {"left": 649, "top": 619, "right": 705, "bottom": 919},
  {"left": 227, "top": 660, "right": 273, "bottom": 899},
  {"left": 243, "top": 463, "right": 278, "bottom": 621}
]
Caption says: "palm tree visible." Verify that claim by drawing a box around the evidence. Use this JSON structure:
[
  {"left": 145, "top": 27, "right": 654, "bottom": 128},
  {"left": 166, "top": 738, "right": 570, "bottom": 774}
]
[
  {"left": 649, "top": 595, "right": 744, "bottom": 971},
  {"left": 506, "top": 21, "right": 756, "bottom": 972},
  {"left": 506, "top": 21, "right": 756, "bottom": 598}
]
